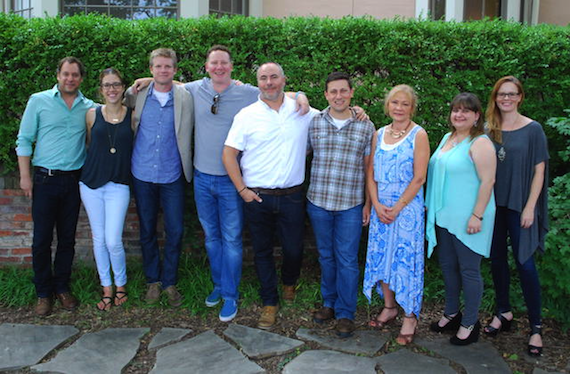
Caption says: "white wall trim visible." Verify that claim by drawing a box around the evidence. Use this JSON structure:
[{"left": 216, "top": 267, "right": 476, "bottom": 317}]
[
  {"left": 415, "top": 0, "right": 430, "bottom": 19},
  {"left": 180, "top": 0, "right": 208, "bottom": 18},
  {"left": 445, "top": 0, "right": 463, "bottom": 21},
  {"left": 249, "top": 0, "right": 262, "bottom": 17},
  {"left": 505, "top": 0, "right": 521, "bottom": 21}
]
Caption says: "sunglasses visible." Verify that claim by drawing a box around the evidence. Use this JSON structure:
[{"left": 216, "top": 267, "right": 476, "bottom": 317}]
[{"left": 211, "top": 94, "right": 220, "bottom": 114}]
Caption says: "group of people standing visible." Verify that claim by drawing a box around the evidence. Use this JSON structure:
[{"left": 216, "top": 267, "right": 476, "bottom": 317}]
[{"left": 16, "top": 45, "right": 547, "bottom": 357}]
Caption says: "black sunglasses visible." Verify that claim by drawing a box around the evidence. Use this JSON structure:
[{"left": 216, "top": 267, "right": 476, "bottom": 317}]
[{"left": 211, "top": 94, "right": 220, "bottom": 114}]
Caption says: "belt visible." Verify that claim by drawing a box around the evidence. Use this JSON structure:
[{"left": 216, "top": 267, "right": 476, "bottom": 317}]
[
  {"left": 248, "top": 184, "right": 303, "bottom": 196},
  {"left": 34, "top": 167, "right": 80, "bottom": 177}
]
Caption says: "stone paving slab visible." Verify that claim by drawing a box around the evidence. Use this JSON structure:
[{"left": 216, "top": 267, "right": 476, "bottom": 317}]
[
  {"left": 282, "top": 350, "right": 377, "bottom": 374},
  {"left": 148, "top": 327, "right": 192, "bottom": 350},
  {"left": 223, "top": 323, "right": 304, "bottom": 359},
  {"left": 416, "top": 337, "right": 511, "bottom": 374},
  {"left": 296, "top": 327, "right": 389, "bottom": 356},
  {"left": 376, "top": 348, "right": 457, "bottom": 374},
  {"left": 151, "top": 330, "right": 264, "bottom": 374},
  {"left": 0, "top": 323, "right": 78, "bottom": 371},
  {"left": 32, "top": 327, "right": 149, "bottom": 374}
]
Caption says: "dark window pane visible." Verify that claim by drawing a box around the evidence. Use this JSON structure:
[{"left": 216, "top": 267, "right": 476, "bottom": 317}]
[
  {"left": 464, "top": 0, "right": 482, "bottom": 20},
  {"left": 63, "top": 6, "right": 86, "bottom": 15},
  {"left": 209, "top": 0, "right": 219, "bottom": 11},
  {"left": 221, "top": 0, "right": 231, "bottom": 12},
  {"left": 108, "top": 0, "right": 133, "bottom": 5},
  {"left": 484, "top": 0, "right": 501, "bottom": 18},
  {"left": 156, "top": 7, "right": 177, "bottom": 18},
  {"left": 87, "top": 6, "right": 108, "bottom": 15},
  {"left": 87, "top": 0, "right": 108, "bottom": 5},
  {"left": 235, "top": 0, "right": 242, "bottom": 14},
  {"left": 157, "top": 0, "right": 176, "bottom": 6},
  {"left": 63, "top": 0, "right": 86, "bottom": 5},
  {"left": 432, "top": 0, "right": 445, "bottom": 20},
  {"left": 132, "top": 7, "right": 154, "bottom": 18},
  {"left": 133, "top": 0, "right": 154, "bottom": 6},
  {"left": 109, "top": 6, "right": 131, "bottom": 18}
]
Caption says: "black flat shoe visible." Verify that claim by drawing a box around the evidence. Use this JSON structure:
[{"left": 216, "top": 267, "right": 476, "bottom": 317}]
[
  {"left": 527, "top": 325, "right": 543, "bottom": 357},
  {"left": 450, "top": 321, "right": 480, "bottom": 346},
  {"left": 430, "top": 311, "right": 462, "bottom": 333},
  {"left": 483, "top": 312, "right": 513, "bottom": 337}
]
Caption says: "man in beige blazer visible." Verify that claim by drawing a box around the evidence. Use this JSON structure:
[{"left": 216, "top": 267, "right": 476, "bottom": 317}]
[{"left": 124, "top": 48, "right": 194, "bottom": 307}]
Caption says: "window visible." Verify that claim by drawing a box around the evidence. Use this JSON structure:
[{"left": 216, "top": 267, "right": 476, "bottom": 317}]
[
  {"left": 209, "top": 0, "right": 248, "bottom": 16},
  {"left": 63, "top": 0, "right": 179, "bottom": 20},
  {"left": 430, "top": 0, "right": 446, "bottom": 20},
  {"left": 464, "top": 0, "right": 501, "bottom": 20},
  {"left": 11, "top": 0, "right": 33, "bottom": 19}
]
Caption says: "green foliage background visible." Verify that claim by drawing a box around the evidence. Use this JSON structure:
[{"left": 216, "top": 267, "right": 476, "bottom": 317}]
[{"left": 0, "top": 14, "right": 569, "bottom": 325}]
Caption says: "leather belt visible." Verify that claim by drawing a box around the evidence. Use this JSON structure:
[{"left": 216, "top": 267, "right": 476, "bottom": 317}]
[
  {"left": 248, "top": 184, "right": 303, "bottom": 196},
  {"left": 35, "top": 167, "right": 80, "bottom": 177}
]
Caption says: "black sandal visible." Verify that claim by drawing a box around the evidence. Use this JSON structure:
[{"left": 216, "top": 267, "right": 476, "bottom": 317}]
[
  {"left": 483, "top": 312, "right": 513, "bottom": 337},
  {"left": 114, "top": 291, "right": 128, "bottom": 306},
  {"left": 527, "top": 325, "right": 543, "bottom": 357},
  {"left": 430, "top": 311, "right": 462, "bottom": 333},
  {"left": 97, "top": 296, "right": 113, "bottom": 311}
]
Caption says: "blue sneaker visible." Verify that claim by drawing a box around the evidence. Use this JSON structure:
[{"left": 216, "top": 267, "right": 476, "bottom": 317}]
[
  {"left": 219, "top": 299, "right": 238, "bottom": 322},
  {"left": 205, "top": 289, "right": 221, "bottom": 307}
]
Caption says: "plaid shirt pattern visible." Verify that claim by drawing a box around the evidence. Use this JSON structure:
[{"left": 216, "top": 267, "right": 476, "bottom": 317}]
[{"left": 307, "top": 108, "right": 375, "bottom": 211}]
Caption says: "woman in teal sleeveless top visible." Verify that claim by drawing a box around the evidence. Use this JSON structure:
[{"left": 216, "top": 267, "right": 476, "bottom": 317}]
[{"left": 425, "top": 93, "right": 496, "bottom": 346}]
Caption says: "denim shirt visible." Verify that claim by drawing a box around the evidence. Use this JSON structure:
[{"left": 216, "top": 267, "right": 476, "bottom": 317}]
[{"left": 131, "top": 84, "right": 181, "bottom": 184}]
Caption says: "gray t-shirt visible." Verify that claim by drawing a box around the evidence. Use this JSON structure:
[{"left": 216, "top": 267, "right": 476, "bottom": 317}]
[
  {"left": 184, "top": 78, "right": 259, "bottom": 175},
  {"left": 493, "top": 121, "right": 549, "bottom": 263}
]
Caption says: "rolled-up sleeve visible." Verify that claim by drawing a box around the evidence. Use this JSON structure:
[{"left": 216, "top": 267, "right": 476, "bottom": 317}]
[{"left": 15, "top": 95, "right": 38, "bottom": 156}]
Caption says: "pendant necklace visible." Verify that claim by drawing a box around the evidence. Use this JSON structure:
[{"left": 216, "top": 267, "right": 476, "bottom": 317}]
[
  {"left": 498, "top": 132, "right": 508, "bottom": 162},
  {"left": 103, "top": 107, "right": 120, "bottom": 154},
  {"left": 388, "top": 121, "right": 412, "bottom": 139}
]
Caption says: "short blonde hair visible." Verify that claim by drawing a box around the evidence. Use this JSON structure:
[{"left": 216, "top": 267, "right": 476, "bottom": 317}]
[
  {"left": 384, "top": 84, "right": 418, "bottom": 117},
  {"left": 149, "top": 48, "right": 177, "bottom": 68}
]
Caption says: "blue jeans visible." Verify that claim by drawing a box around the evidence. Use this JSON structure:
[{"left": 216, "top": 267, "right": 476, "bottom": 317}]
[
  {"left": 307, "top": 201, "right": 362, "bottom": 320},
  {"left": 436, "top": 225, "right": 483, "bottom": 326},
  {"left": 132, "top": 175, "right": 185, "bottom": 288},
  {"left": 244, "top": 190, "right": 305, "bottom": 306},
  {"left": 80, "top": 181, "right": 130, "bottom": 287},
  {"left": 194, "top": 170, "right": 243, "bottom": 301},
  {"left": 490, "top": 207, "right": 542, "bottom": 327},
  {"left": 31, "top": 170, "right": 81, "bottom": 298}
]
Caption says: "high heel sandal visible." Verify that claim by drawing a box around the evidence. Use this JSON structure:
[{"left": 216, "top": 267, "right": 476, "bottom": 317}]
[
  {"left": 483, "top": 312, "right": 513, "bottom": 337},
  {"left": 396, "top": 315, "right": 417, "bottom": 346},
  {"left": 430, "top": 311, "right": 462, "bottom": 333},
  {"left": 527, "top": 325, "right": 543, "bottom": 357},
  {"left": 450, "top": 321, "right": 480, "bottom": 346},
  {"left": 369, "top": 306, "right": 398, "bottom": 328}
]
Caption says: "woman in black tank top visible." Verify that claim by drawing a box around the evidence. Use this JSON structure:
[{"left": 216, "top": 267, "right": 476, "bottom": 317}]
[{"left": 79, "top": 68, "right": 134, "bottom": 311}]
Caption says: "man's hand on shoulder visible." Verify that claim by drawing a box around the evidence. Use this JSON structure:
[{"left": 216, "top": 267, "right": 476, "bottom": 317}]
[
  {"left": 132, "top": 77, "right": 153, "bottom": 93},
  {"left": 351, "top": 106, "right": 369, "bottom": 122}
]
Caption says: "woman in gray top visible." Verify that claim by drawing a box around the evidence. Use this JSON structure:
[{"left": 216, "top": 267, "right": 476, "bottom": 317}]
[{"left": 483, "top": 76, "right": 549, "bottom": 357}]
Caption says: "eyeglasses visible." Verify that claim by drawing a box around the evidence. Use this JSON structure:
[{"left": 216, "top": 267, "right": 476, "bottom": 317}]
[
  {"left": 101, "top": 82, "right": 124, "bottom": 90},
  {"left": 496, "top": 92, "right": 520, "bottom": 99},
  {"left": 211, "top": 94, "right": 220, "bottom": 114}
]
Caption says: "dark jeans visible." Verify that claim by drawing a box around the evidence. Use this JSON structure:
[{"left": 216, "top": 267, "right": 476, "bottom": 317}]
[
  {"left": 244, "top": 190, "right": 305, "bottom": 306},
  {"left": 436, "top": 225, "right": 483, "bottom": 326},
  {"left": 490, "top": 207, "right": 542, "bottom": 327},
  {"left": 31, "top": 170, "right": 81, "bottom": 298},
  {"left": 132, "top": 175, "right": 185, "bottom": 288}
]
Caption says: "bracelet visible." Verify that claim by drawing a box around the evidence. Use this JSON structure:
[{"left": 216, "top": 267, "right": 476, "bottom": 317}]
[
  {"left": 472, "top": 213, "right": 483, "bottom": 221},
  {"left": 295, "top": 91, "right": 305, "bottom": 100},
  {"left": 238, "top": 186, "right": 247, "bottom": 194},
  {"left": 398, "top": 198, "right": 408, "bottom": 206}
]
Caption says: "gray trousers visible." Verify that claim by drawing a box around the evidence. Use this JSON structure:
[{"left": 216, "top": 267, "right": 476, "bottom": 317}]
[{"left": 436, "top": 225, "right": 483, "bottom": 327}]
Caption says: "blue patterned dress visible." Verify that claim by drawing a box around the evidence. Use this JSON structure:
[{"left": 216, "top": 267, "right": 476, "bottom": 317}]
[{"left": 363, "top": 125, "right": 425, "bottom": 317}]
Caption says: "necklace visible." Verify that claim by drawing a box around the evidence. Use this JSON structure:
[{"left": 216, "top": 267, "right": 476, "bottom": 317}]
[
  {"left": 387, "top": 121, "right": 412, "bottom": 139},
  {"left": 106, "top": 122, "right": 119, "bottom": 154},
  {"left": 451, "top": 134, "right": 467, "bottom": 147},
  {"left": 498, "top": 131, "right": 508, "bottom": 162},
  {"left": 103, "top": 106, "right": 122, "bottom": 123}
]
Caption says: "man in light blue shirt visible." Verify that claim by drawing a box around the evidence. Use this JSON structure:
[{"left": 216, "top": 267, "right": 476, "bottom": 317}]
[
  {"left": 16, "top": 57, "right": 94, "bottom": 316},
  {"left": 125, "top": 48, "right": 194, "bottom": 308}
]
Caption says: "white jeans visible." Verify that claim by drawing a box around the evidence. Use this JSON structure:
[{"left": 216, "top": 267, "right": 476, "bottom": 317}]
[{"left": 80, "top": 181, "right": 130, "bottom": 287}]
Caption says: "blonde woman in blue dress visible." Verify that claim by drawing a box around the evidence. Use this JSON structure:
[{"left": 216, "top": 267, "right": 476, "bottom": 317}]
[
  {"left": 426, "top": 93, "right": 496, "bottom": 345},
  {"left": 363, "top": 84, "right": 430, "bottom": 345}
]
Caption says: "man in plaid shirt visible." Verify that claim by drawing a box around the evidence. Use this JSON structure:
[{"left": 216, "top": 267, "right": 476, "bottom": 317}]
[{"left": 307, "top": 72, "right": 375, "bottom": 338}]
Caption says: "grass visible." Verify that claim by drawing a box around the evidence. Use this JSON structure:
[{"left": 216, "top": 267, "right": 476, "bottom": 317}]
[{"left": 0, "top": 249, "right": 529, "bottom": 319}]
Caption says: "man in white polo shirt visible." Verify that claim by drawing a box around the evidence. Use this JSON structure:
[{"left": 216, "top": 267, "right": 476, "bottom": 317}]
[{"left": 222, "top": 62, "right": 318, "bottom": 329}]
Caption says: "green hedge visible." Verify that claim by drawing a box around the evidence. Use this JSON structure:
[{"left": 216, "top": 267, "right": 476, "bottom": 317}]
[{"left": 1, "top": 14, "right": 569, "bottom": 174}]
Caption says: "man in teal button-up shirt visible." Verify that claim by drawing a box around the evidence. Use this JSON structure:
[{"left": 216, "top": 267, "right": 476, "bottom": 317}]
[{"left": 16, "top": 57, "right": 94, "bottom": 316}]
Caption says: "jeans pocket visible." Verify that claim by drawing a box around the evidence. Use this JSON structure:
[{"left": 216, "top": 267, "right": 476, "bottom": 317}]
[{"left": 33, "top": 173, "right": 48, "bottom": 185}]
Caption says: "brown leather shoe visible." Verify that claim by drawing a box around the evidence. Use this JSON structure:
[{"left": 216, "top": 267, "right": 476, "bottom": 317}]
[
  {"left": 336, "top": 318, "right": 355, "bottom": 338},
  {"left": 282, "top": 285, "right": 296, "bottom": 304},
  {"left": 163, "top": 285, "right": 183, "bottom": 307},
  {"left": 56, "top": 292, "right": 78, "bottom": 311},
  {"left": 35, "top": 297, "right": 53, "bottom": 316},
  {"left": 313, "top": 306, "right": 335, "bottom": 324},
  {"left": 145, "top": 283, "right": 162, "bottom": 304},
  {"left": 258, "top": 305, "right": 279, "bottom": 330}
]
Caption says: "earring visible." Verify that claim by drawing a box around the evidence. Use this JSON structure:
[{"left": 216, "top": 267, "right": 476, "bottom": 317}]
[{"left": 473, "top": 121, "right": 477, "bottom": 127}]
